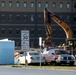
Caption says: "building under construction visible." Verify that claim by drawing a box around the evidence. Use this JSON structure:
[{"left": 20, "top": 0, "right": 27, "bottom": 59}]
[{"left": 0, "top": 0, "right": 76, "bottom": 49}]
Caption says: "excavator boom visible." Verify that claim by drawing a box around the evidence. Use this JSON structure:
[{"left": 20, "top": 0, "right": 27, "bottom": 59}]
[
  {"left": 43, "top": 8, "right": 73, "bottom": 48},
  {"left": 44, "top": 8, "right": 73, "bottom": 39},
  {"left": 43, "top": 8, "right": 53, "bottom": 47},
  {"left": 44, "top": 8, "right": 52, "bottom": 36}
]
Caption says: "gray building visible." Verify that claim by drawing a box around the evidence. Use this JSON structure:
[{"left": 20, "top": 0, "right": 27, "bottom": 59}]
[{"left": 0, "top": 0, "right": 76, "bottom": 49}]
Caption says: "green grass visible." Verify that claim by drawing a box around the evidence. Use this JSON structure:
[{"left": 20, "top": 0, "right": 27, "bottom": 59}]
[{"left": 11, "top": 64, "right": 76, "bottom": 70}]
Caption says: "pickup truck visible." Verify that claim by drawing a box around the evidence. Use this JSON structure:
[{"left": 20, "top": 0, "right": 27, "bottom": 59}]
[{"left": 42, "top": 48, "right": 75, "bottom": 66}]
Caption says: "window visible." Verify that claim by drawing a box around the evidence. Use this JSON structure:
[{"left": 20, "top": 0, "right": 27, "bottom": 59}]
[
  {"left": 59, "top": 15, "right": 63, "bottom": 19},
  {"left": 38, "top": 29, "right": 41, "bottom": 35},
  {"left": 52, "top": 2, "right": 56, "bottom": 8},
  {"left": 16, "top": 2, "right": 20, "bottom": 8},
  {"left": 16, "top": 15, "right": 20, "bottom": 21},
  {"left": 31, "top": 15, "right": 34, "bottom": 22},
  {"left": 9, "top": 1, "right": 12, "bottom": 8},
  {"left": 67, "top": 2, "right": 70, "bottom": 8},
  {"left": 59, "top": 2, "right": 63, "bottom": 8},
  {"left": 9, "top": 29, "right": 12, "bottom": 35},
  {"left": 31, "top": 29, "right": 34, "bottom": 35},
  {"left": 1, "top": 1, "right": 5, "bottom": 7},
  {"left": 38, "top": 15, "right": 41, "bottom": 22},
  {"left": 67, "top": 16, "right": 70, "bottom": 22},
  {"left": 1, "top": 15, "right": 5, "bottom": 21},
  {"left": 9, "top": 15, "right": 12, "bottom": 21},
  {"left": 23, "top": 15, "right": 27, "bottom": 22},
  {"left": 38, "top": 15, "right": 41, "bottom": 17},
  {"left": 16, "top": 29, "right": 20, "bottom": 35},
  {"left": 31, "top": 2, "right": 34, "bottom": 8},
  {"left": 74, "top": 30, "right": 76, "bottom": 34},
  {"left": 74, "top": 16, "right": 76, "bottom": 21},
  {"left": 31, "top": 42, "right": 34, "bottom": 48},
  {"left": 38, "top": 2, "right": 42, "bottom": 8},
  {"left": 29, "top": 53, "right": 39, "bottom": 55},
  {"left": 24, "top": 2, "right": 27, "bottom": 7},
  {"left": 74, "top": 3, "right": 76, "bottom": 8},
  {"left": 55, "top": 50, "right": 68, "bottom": 54},
  {"left": 1, "top": 28, "right": 5, "bottom": 35},
  {"left": 45, "top": 2, "right": 49, "bottom": 8},
  {"left": 16, "top": 42, "right": 20, "bottom": 48}
]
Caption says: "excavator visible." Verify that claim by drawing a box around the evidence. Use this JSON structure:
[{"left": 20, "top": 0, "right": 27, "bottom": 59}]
[{"left": 43, "top": 8, "right": 73, "bottom": 48}]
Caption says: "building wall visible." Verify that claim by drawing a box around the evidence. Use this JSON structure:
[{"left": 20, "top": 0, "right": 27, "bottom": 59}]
[
  {"left": 0, "top": 0, "right": 76, "bottom": 48},
  {"left": 0, "top": 0, "right": 76, "bottom": 12}
]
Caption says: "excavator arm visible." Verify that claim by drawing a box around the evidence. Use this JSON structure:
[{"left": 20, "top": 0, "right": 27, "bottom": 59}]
[
  {"left": 44, "top": 8, "right": 52, "bottom": 37},
  {"left": 44, "top": 8, "right": 73, "bottom": 39},
  {"left": 44, "top": 8, "right": 53, "bottom": 47},
  {"left": 43, "top": 8, "right": 73, "bottom": 48}
]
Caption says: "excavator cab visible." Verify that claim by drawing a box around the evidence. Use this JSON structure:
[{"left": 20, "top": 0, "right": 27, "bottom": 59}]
[{"left": 66, "top": 38, "right": 76, "bottom": 54}]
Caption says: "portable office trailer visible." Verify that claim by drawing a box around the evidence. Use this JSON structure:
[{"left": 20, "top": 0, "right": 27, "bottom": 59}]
[{"left": 0, "top": 39, "right": 15, "bottom": 64}]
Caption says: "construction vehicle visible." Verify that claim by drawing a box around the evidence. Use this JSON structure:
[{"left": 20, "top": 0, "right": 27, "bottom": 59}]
[
  {"left": 42, "top": 8, "right": 76, "bottom": 65},
  {"left": 44, "top": 8, "right": 73, "bottom": 48},
  {"left": 43, "top": 8, "right": 53, "bottom": 47}
]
